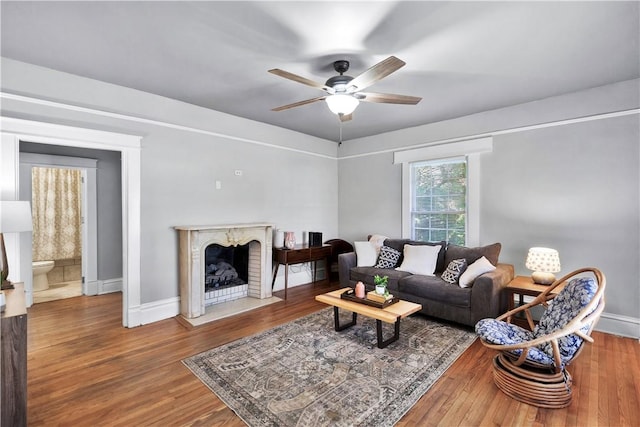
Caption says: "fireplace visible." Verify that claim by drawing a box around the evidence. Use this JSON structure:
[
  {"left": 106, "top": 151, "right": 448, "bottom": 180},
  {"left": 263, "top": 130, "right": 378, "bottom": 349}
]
[{"left": 174, "top": 223, "right": 273, "bottom": 319}]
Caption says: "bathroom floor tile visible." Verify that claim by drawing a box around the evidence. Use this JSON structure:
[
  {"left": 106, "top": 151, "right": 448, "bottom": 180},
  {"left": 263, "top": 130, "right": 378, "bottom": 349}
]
[{"left": 33, "top": 281, "right": 82, "bottom": 304}]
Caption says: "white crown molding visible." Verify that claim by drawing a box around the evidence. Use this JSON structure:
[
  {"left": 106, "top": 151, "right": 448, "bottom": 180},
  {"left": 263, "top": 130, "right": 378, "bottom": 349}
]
[
  {"left": 0, "top": 91, "right": 336, "bottom": 160},
  {"left": 340, "top": 108, "right": 640, "bottom": 160}
]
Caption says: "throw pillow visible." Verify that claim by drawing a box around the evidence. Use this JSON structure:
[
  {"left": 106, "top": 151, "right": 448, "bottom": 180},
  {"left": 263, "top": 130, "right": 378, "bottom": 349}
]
[
  {"left": 375, "top": 245, "right": 401, "bottom": 269},
  {"left": 383, "top": 239, "right": 447, "bottom": 273},
  {"left": 441, "top": 258, "right": 468, "bottom": 285},
  {"left": 458, "top": 256, "right": 496, "bottom": 288},
  {"left": 395, "top": 244, "right": 441, "bottom": 276},
  {"left": 444, "top": 243, "right": 502, "bottom": 268},
  {"left": 368, "top": 234, "right": 388, "bottom": 255},
  {"left": 354, "top": 241, "right": 377, "bottom": 267}
]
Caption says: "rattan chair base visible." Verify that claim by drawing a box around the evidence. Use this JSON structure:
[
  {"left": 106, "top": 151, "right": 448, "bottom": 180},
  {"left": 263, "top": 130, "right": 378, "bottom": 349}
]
[{"left": 493, "top": 354, "right": 573, "bottom": 409}]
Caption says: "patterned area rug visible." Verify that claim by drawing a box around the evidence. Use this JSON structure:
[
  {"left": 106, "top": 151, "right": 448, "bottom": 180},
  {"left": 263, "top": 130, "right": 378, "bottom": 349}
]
[{"left": 183, "top": 308, "right": 476, "bottom": 427}]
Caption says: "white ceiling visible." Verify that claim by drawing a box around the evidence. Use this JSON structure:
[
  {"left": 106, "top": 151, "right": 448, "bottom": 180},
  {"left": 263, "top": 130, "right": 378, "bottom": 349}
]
[{"left": 1, "top": 1, "right": 638, "bottom": 142}]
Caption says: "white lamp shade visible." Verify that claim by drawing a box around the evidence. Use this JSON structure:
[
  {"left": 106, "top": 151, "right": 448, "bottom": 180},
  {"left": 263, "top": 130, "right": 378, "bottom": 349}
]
[
  {"left": 0, "top": 201, "right": 33, "bottom": 233},
  {"left": 525, "top": 247, "right": 561, "bottom": 273},
  {"left": 325, "top": 94, "right": 359, "bottom": 115}
]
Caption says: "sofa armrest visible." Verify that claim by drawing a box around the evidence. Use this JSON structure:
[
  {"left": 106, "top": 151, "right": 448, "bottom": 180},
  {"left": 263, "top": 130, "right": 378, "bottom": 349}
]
[
  {"left": 338, "top": 252, "right": 357, "bottom": 288},
  {"left": 469, "top": 263, "right": 515, "bottom": 324}
]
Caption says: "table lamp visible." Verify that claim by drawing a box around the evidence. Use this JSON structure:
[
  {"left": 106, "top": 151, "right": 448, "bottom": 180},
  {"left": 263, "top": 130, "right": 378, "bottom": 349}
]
[
  {"left": 0, "top": 201, "right": 33, "bottom": 290},
  {"left": 525, "top": 247, "right": 561, "bottom": 285}
]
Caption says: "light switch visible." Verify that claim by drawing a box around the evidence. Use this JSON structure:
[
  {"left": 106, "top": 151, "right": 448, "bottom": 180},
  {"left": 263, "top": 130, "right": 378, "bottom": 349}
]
[{"left": 215, "top": 180, "right": 222, "bottom": 190}]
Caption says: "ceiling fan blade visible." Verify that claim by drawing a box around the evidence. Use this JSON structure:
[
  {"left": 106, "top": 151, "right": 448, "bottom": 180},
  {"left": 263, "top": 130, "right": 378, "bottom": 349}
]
[
  {"left": 268, "top": 68, "right": 328, "bottom": 91},
  {"left": 272, "top": 96, "right": 326, "bottom": 112},
  {"left": 359, "top": 92, "right": 422, "bottom": 105},
  {"left": 339, "top": 113, "right": 353, "bottom": 122},
  {"left": 348, "top": 56, "right": 406, "bottom": 92}
]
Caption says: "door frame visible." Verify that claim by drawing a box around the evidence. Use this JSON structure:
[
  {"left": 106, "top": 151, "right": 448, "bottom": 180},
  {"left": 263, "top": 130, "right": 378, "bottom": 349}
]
[
  {"left": 20, "top": 154, "right": 98, "bottom": 298},
  {"left": 1, "top": 117, "right": 142, "bottom": 327}
]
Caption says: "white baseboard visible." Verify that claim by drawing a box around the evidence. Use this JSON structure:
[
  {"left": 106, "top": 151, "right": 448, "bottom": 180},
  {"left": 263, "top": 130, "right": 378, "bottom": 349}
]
[
  {"left": 125, "top": 267, "right": 325, "bottom": 328},
  {"left": 596, "top": 312, "right": 640, "bottom": 339},
  {"left": 85, "top": 280, "right": 99, "bottom": 295},
  {"left": 127, "top": 296, "right": 180, "bottom": 327},
  {"left": 98, "top": 277, "right": 123, "bottom": 294}
]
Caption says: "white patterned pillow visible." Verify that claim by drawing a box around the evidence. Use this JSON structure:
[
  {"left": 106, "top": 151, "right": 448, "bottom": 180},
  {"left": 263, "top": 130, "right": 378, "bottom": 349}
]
[
  {"left": 375, "top": 245, "right": 401, "bottom": 269},
  {"left": 442, "top": 258, "right": 468, "bottom": 285}
]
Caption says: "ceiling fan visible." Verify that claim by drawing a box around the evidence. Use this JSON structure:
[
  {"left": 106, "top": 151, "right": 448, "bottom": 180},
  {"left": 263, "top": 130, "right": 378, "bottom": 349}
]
[{"left": 269, "top": 56, "right": 421, "bottom": 122}]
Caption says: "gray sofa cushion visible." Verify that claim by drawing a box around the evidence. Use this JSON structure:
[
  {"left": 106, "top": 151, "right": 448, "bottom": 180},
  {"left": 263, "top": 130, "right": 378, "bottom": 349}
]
[
  {"left": 383, "top": 239, "right": 447, "bottom": 273},
  {"left": 398, "top": 275, "right": 472, "bottom": 307},
  {"left": 444, "top": 243, "right": 502, "bottom": 267}
]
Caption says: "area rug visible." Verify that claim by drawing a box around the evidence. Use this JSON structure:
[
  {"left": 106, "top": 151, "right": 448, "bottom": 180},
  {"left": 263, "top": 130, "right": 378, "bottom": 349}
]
[{"left": 183, "top": 308, "right": 476, "bottom": 427}]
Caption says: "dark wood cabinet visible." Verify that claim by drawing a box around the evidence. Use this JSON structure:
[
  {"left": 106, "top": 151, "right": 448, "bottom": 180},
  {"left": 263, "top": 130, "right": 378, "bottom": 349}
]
[
  {"left": 1, "top": 282, "right": 27, "bottom": 426},
  {"left": 272, "top": 244, "right": 332, "bottom": 300}
]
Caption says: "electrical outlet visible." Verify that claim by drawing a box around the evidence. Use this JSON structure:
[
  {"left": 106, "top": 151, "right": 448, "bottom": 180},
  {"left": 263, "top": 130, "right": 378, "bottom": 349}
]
[{"left": 234, "top": 170, "right": 243, "bottom": 176}]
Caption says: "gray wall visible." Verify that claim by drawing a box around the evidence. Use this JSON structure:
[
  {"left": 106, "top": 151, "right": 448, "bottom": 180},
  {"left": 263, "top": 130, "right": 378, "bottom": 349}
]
[
  {"left": 338, "top": 79, "right": 640, "bottom": 336},
  {"left": 339, "top": 151, "right": 402, "bottom": 239},
  {"left": 19, "top": 142, "right": 123, "bottom": 281},
  {"left": 482, "top": 116, "right": 638, "bottom": 320},
  {"left": 1, "top": 58, "right": 339, "bottom": 304},
  {"left": 139, "top": 130, "right": 338, "bottom": 303}
]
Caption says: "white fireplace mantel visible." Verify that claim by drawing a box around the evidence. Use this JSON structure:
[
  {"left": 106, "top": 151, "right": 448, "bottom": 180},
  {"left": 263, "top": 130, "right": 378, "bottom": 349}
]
[{"left": 175, "top": 223, "right": 274, "bottom": 319}]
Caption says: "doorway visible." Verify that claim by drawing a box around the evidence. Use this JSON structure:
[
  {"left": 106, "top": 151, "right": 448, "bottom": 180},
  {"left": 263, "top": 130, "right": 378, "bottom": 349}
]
[
  {"left": 31, "top": 166, "right": 84, "bottom": 303},
  {"left": 1, "top": 117, "right": 142, "bottom": 327},
  {"left": 20, "top": 147, "right": 114, "bottom": 305}
]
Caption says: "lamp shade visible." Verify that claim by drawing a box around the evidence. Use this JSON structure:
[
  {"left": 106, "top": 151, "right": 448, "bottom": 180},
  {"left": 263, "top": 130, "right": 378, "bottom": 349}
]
[
  {"left": 525, "top": 247, "right": 561, "bottom": 273},
  {"left": 1, "top": 201, "right": 32, "bottom": 288},
  {"left": 525, "top": 247, "right": 561, "bottom": 285},
  {"left": 0, "top": 201, "right": 33, "bottom": 233},
  {"left": 325, "top": 94, "right": 359, "bottom": 115}
]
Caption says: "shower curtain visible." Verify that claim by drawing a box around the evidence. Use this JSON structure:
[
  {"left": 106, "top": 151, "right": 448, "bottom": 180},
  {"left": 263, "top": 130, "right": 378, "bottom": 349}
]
[{"left": 32, "top": 167, "right": 82, "bottom": 262}]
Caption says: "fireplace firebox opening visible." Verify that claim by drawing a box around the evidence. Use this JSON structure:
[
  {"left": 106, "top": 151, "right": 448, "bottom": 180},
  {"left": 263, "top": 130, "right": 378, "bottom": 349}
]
[{"left": 204, "top": 243, "right": 249, "bottom": 291}]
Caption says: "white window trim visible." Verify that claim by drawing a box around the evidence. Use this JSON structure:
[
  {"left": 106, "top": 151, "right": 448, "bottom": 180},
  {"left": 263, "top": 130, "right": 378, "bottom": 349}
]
[{"left": 395, "top": 137, "right": 493, "bottom": 247}]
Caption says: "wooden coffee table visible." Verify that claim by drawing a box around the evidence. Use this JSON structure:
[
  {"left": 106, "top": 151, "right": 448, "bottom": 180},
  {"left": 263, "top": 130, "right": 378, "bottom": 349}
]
[{"left": 315, "top": 288, "right": 422, "bottom": 348}]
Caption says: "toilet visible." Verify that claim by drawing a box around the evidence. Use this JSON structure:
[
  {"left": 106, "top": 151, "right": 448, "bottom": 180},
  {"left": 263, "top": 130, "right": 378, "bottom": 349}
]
[{"left": 33, "top": 261, "right": 55, "bottom": 291}]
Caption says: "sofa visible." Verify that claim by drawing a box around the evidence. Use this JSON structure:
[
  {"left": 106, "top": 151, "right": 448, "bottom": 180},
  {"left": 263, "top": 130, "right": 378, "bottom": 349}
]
[{"left": 338, "top": 238, "right": 515, "bottom": 327}]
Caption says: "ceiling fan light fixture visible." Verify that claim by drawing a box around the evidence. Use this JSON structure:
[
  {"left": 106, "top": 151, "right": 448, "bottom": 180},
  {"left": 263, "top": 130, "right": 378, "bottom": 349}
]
[{"left": 326, "top": 94, "right": 359, "bottom": 115}]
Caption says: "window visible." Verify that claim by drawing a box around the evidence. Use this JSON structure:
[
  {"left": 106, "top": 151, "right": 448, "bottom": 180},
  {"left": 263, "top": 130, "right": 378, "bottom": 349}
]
[
  {"left": 394, "top": 137, "right": 493, "bottom": 247},
  {"left": 410, "top": 158, "right": 467, "bottom": 245}
]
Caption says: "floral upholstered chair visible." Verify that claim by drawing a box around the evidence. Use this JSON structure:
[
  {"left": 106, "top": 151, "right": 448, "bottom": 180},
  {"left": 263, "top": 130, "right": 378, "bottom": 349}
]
[{"left": 475, "top": 267, "right": 606, "bottom": 408}]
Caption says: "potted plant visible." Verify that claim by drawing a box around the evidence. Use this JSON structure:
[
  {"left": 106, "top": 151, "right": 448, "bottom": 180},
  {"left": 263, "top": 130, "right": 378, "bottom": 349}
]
[{"left": 374, "top": 274, "right": 389, "bottom": 296}]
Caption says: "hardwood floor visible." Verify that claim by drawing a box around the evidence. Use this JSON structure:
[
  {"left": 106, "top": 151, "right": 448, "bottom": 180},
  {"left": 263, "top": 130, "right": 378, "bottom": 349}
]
[{"left": 26, "top": 283, "right": 639, "bottom": 426}]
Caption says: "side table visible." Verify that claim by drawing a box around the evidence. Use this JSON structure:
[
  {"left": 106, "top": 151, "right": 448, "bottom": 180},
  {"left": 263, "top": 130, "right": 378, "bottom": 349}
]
[
  {"left": 272, "top": 244, "right": 332, "bottom": 300},
  {"left": 1, "top": 282, "right": 27, "bottom": 426},
  {"left": 505, "top": 276, "right": 566, "bottom": 330}
]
